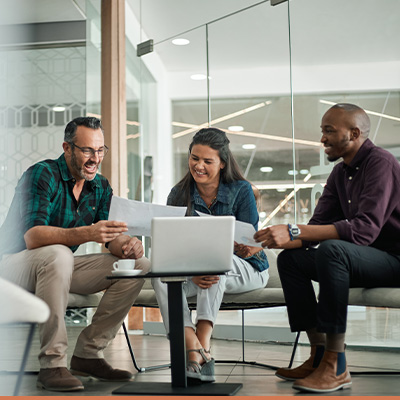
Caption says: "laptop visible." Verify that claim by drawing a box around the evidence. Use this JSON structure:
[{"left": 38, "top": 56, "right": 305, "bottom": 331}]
[{"left": 150, "top": 216, "right": 235, "bottom": 275}]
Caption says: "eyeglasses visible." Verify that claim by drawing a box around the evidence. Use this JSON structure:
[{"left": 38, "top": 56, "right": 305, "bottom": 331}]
[{"left": 71, "top": 143, "right": 109, "bottom": 158}]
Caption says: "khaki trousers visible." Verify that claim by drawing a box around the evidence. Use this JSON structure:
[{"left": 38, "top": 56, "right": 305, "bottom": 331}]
[{"left": 0, "top": 244, "right": 150, "bottom": 368}]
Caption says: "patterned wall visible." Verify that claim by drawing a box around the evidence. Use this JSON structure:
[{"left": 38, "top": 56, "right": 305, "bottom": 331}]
[{"left": 0, "top": 46, "right": 86, "bottom": 224}]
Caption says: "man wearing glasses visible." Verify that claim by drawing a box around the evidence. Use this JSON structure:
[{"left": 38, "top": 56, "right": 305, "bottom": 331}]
[{"left": 0, "top": 117, "right": 150, "bottom": 391}]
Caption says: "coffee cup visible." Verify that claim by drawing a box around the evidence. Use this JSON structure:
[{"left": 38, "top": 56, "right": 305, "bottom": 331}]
[{"left": 113, "top": 259, "right": 136, "bottom": 271}]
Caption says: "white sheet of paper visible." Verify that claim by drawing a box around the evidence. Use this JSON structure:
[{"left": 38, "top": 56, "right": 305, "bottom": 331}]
[
  {"left": 108, "top": 196, "right": 187, "bottom": 237},
  {"left": 234, "top": 219, "right": 263, "bottom": 247},
  {"left": 196, "top": 211, "right": 262, "bottom": 247}
]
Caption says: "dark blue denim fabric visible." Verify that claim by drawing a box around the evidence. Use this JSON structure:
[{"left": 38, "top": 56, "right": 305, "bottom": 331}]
[{"left": 167, "top": 180, "right": 269, "bottom": 272}]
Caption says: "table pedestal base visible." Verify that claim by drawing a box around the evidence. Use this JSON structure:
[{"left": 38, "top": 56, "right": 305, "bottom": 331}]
[{"left": 112, "top": 381, "right": 243, "bottom": 396}]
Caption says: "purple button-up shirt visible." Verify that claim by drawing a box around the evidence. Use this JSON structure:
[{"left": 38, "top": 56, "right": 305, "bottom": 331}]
[{"left": 308, "top": 139, "right": 400, "bottom": 255}]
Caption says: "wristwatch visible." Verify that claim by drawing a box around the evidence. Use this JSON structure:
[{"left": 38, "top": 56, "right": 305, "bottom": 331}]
[{"left": 288, "top": 223, "right": 301, "bottom": 240}]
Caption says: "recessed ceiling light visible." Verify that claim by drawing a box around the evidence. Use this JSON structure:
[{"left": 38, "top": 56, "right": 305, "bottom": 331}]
[
  {"left": 276, "top": 188, "right": 287, "bottom": 192},
  {"left": 288, "top": 170, "right": 298, "bottom": 176},
  {"left": 242, "top": 144, "right": 256, "bottom": 150},
  {"left": 259, "top": 211, "right": 267, "bottom": 218},
  {"left": 53, "top": 106, "right": 65, "bottom": 112},
  {"left": 300, "top": 169, "right": 309, "bottom": 175},
  {"left": 228, "top": 125, "right": 244, "bottom": 132},
  {"left": 190, "top": 74, "right": 207, "bottom": 80},
  {"left": 303, "top": 173, "right": 312, "bottom": 182},
  {"left": 260, "top": 166, "right": 273, "bottom": 173},
  {"left": 172, "top": 38, "right": 190, "bottom": 46}
]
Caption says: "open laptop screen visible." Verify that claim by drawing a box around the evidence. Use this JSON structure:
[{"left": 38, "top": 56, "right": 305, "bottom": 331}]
[{"left": 150, "top": 216, "right": 235, "bottom": 275}]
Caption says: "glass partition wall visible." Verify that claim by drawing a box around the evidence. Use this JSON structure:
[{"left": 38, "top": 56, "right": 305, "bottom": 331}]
[{"left": 136, "top": 0, "right": 400, "bottom": 345}]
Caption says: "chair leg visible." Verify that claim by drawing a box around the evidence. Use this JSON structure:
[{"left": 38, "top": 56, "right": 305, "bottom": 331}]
[
  {"left": 14, "top": 323, "right": 36, "bottom": 396},
  {"left": 215, "top": 309, "right": 280, "bottom": 370},
  {"left": 122, "top": 321, "right": 170, "bottom": 373},
  {"left": 288, "top": 331, "right": 300, "bottom": 368}
]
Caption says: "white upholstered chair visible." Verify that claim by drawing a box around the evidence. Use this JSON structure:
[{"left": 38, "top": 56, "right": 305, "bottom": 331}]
[{"left": 0, "top": 277, "right": 50, "bottom": 395}]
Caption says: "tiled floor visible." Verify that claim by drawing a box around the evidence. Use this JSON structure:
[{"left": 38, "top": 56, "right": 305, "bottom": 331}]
[{"left": 1, "top": 306, "right": 400, "bottom": 396}]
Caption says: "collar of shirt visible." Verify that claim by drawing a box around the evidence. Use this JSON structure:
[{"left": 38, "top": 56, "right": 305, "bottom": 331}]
[
  {"left": 343, "top": 138, "right": 375, "bottom": 173},
  {"left": 56, "top": 154, "right": 100, "bottom": 191}
]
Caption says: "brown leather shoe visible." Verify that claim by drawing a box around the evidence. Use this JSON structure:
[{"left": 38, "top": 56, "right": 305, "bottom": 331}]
[
  {"left": 37, "top": 367, "right": 84, "bottom": 392},
  {"left": 275, "top": 345, "right": 324, "bottom": 381},
  {"left": 292, "top": 350, "right": 352, "bottom": 393},
  {"left": 70, "top": 355, "right": 133, "bottom": 381}
]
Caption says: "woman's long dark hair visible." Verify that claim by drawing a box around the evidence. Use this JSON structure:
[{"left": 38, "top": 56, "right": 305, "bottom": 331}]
[{"left": 170, "top": 127, "right": 247, "bottom": 214}]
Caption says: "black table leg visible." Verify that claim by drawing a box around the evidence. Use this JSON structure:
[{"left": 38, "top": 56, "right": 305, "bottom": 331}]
[
  {"left": 167, "top": 280, "right": 187, "bottom": 387},
  {"left": 112, "top": 276, "right": 242, "bottom": 395}
]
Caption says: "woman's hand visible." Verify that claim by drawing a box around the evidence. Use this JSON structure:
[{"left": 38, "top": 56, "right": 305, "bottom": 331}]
[
  {"left": 192, "top": 275, "right": 220, "bottom": 289},
  {"left": 234, "top": 242, "right": 262, "bottom": 258},
  {"left": 234, "top": 242, "right": 252, "bottom": 258}
]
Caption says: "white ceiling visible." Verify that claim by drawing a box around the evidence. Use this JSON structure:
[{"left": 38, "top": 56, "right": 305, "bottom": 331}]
[{"left": 1, "top": 0, "right": 399, "bottom": 158}]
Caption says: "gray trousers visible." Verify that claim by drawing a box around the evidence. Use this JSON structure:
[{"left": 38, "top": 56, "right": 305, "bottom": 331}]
[
  {"left": 152, "top": 254, "right": 269, "bottom": 333},
  {"left": 0, "top": 244, "right": 150, "bottom": 368}
]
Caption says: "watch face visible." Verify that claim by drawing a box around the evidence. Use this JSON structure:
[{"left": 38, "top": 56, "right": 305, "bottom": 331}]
[{"left": 292, "top": 227, "right": 300, "bottom": 235}]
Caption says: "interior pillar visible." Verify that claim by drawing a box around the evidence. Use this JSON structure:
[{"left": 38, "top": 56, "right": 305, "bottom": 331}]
[{"left": 101, "top": 0, "right": 127, "bottom": 197}]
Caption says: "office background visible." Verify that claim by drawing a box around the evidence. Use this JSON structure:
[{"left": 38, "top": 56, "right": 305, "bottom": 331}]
[{"left": 0, "top": 0, "right": 399, "bottom": 345}]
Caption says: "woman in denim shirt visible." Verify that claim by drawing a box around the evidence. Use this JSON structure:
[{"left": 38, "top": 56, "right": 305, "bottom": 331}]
[{"left": 152, "top": 128, "right": 269, "bottom": 382}]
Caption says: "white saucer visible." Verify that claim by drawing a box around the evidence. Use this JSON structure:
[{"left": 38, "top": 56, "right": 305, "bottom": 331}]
[{"left": 111, "top": 269, "right": 142, "bottom": 277}]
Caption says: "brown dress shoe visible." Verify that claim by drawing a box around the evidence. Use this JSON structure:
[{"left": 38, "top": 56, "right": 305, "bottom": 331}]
[
  {"left": 37, "top": 367, "right": 84, "bottom": 392},
  {"left": 292, "top": 350, "right": 352, "bottom": 393},
  {"left": 275, "top": 345, "right": 324, "bottom": 381},
  {"left": 70, "top": 355, "right": 133, "bottom": 381}
]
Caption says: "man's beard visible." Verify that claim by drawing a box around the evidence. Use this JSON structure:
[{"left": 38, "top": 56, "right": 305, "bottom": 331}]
[
  {"left": 327, "top": 136, "right": 351, "bottom": 162},
  {"left": 70, "top": 151, "right": 98, "bottom": 181}
]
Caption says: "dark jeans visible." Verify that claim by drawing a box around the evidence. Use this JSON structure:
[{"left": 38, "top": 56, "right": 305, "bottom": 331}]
[{"left": 277, "top": 240, "right": 400, "bottom": 334}]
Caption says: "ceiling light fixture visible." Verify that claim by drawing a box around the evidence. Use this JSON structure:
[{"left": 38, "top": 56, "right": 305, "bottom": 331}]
[
  {"left": 288, "top": 170, "right": 298, "bottom": 175},
  {"left": 172, "top": 38, "right": 190, "bottom": 46},
  {"left": 303, "top": 173, "right": 312, "bottom": 182},
  {"left": 190, "top": 74, "right": 207, "bottom": 80},
  {"left": 260, "top": 166, "right": 273, "bottom": 173},
  {"left": 53, "top": 106, "right": 65, "bottom": 112},
  {"left": 242, "top": 144, "right": 256, "bottom": 150},
  {"left": 228, "top": 125, "right": 244, "bottom": 132},
  {"left": 226, "top": 130, "right": 321, "bottom": 147},
  {"left": 300, "top": 169, "right": 309, "bottom": 175},
  {"left": 320, "top": 100, "right": 400, "bottom": 122},
  {"left": 172, "top": 102, "right": 269, "bottom": 139}
]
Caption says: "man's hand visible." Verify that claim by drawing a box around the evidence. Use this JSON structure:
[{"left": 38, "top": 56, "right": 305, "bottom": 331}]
[
  {"left": 108, "top": 234, "right": 144, "bottom": 259},
  {"left": 121, "top": 236, "right": 144, "bottom": 259},
  {"left": 90, "top": 220, "right": 128, "bottom": 243},
  {"left": 192, "top": 275, "right": 220, "bottom": 289},
  {"left": 254, "top": 224, "right": 295, "bottom": 249}
]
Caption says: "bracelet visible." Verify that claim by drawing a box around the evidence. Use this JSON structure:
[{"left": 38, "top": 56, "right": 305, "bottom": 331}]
[{"left": 287, "top": 223, "right": 294, "bottom": 241}]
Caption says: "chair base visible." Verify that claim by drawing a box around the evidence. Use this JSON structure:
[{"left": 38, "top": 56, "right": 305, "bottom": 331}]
[{"left": 215, "top": 359, "right": 279, "bottom": 370}]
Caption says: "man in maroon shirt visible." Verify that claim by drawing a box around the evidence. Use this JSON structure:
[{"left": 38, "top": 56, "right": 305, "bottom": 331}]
[{"left": 255, "top": 103, "right": 400, "bottom": 393}]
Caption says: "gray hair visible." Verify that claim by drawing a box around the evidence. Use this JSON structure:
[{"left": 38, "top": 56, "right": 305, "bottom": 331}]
[{"left": 64, "top": 117, "right": 104, "bottom": 143}]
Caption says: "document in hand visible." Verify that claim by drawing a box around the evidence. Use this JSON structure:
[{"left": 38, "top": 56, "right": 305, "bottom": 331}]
[
  {"left": 195, "top": 211, "right": 262, "bottom": 247},
  {"left": 108, "top": 196, "right": 187, "bottom": 237}
]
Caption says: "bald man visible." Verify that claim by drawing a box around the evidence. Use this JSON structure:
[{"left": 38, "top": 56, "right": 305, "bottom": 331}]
[{"left": 254, "top": 103, "right": 400, "bottom": 393}]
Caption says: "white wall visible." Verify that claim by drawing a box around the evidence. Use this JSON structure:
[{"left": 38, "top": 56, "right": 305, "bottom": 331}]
[{"left": 125, "top": 4, "right": 173, "bottom": 205}]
